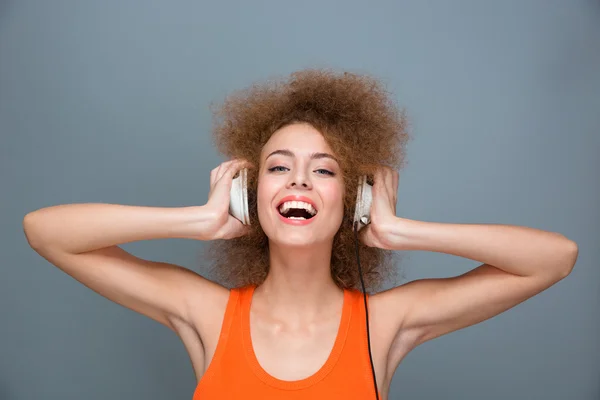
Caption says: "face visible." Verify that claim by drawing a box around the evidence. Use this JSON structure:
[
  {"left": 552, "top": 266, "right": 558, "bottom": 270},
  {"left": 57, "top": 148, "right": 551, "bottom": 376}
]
[{"left": 257, "top": 123, "right": 345, "bottom": 247}]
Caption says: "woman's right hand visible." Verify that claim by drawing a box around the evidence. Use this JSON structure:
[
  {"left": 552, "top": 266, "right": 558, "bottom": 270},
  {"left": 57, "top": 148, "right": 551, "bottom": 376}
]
[{"left": 201, "top": 159, "right": 252, "bottom": 240}]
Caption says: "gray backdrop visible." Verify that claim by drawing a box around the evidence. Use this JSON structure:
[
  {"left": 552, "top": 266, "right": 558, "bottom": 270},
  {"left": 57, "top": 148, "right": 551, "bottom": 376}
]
[{"left": 1, "top": 0, "right": 598, "bottom": 399}]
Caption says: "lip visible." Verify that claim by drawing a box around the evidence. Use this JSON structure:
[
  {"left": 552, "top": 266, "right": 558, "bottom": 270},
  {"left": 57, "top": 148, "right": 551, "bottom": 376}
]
[
  {"left": 275, "top": 195, "right": 318, "bottom": 226},
  {"left": 276, "top": 195, "right": 318, "bottom": 210},
  {"left": 277, "top": 211, "right": 317, "bottom": 225}
]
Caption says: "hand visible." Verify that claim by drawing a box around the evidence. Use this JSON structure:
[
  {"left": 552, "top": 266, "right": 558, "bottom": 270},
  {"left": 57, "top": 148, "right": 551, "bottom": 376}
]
[
  {"left": 359, "top": 166, "right": 400, "bottom": 250},
  {"left": 202, "top": 159, "right": 252, "bottom": 240}
]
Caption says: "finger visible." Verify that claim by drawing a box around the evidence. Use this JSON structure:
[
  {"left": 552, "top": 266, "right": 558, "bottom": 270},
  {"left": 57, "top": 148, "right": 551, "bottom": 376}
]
[
  {"left": 210, "top": 165, "right": 220, "bottom": 189},
  {"left": 215, "top": 160, "right": 251, "bottom": 192},
  {"left": 384, "top": 168, "right": 397, "bottom": 203},
  {"left": 208, "top": 166, "right": 222, "bottom": 200},
  {"left": 231, "top": 158, "right": 253, "bottom": 172},
  {"left": 372, "top": 166, "right": 384, "bottom": 191},
  {"left": 215, "top": 162, "right": 228, "bottom": 185},
  {"left": 383, "top": 167, "right": 394, "bottom": 195},
  {"left": 209, "top": 161, "right": 233, "bottom": 199},
  {"left": 392, "top": 171, "right": 399, "bottom": 205},
  {"left": 216, "top": 159, "right": 250, "bottom": 183},
  {"left": 375, "top": 166, "right": 392, "bottom": 201},
  {"left": 214, "top": 160, "right": 235, "bottom": 183}
]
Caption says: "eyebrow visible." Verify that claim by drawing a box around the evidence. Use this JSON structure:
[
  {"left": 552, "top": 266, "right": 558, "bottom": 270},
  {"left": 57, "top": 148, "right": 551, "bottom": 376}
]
[{"left": 265, "top": 149, "right": 338, "bottom": 163}]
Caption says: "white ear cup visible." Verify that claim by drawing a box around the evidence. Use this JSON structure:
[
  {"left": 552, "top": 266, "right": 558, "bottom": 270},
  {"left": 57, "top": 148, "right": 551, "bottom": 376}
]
[
  {"left": 229, "top": 168, "right": 250, "bottom": 225},
  {"left": 353, "top": 175, "right": 372, "bottom": 231}
]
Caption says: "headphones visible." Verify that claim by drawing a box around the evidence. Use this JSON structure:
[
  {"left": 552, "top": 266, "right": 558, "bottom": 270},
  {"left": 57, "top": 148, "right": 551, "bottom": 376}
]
[
  {"left": 229, "top": 168, "right": 373, "bottom": 229},
  {"left": 229, "top": 168, "right": 380, "bottom": 400}
]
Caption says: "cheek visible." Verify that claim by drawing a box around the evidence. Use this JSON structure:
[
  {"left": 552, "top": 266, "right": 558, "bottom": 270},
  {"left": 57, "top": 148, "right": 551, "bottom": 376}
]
[
  {"left": 256, "top": 179, "right": 277, "bottom": 215},
  {"left": 322, "top": 184, "right": 345, "bottom": 213}
]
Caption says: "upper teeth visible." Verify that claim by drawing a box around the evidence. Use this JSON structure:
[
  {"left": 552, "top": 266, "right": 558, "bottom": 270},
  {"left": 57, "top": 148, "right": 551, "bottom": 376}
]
[{"left": 279, "top": 201, "right": 317, "bottom": 216}]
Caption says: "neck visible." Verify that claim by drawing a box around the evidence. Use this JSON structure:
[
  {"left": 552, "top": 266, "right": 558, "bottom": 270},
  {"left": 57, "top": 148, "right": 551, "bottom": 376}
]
[{"left": 255, "top": 239, "right": 343, "bottom": 324}]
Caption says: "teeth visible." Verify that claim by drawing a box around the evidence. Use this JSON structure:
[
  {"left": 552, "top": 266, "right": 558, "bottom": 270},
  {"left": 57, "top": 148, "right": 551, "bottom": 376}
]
[{"left": 278, "top": 201, "right": 317, "bottom": 216}]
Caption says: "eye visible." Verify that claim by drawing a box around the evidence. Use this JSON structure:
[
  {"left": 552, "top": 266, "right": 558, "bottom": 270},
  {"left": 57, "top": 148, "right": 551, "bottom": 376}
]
[
  {"left": 315, "top": 169, "right": 335, "bottom": 176},
  {"left": 268, "top": 166, "right": 288, "bottom": 172}
]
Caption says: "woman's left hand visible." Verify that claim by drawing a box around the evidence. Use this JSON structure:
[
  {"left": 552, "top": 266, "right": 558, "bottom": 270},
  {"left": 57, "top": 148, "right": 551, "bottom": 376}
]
[{"left": 359, "top": 166, "right": 402, "bottom": 250}]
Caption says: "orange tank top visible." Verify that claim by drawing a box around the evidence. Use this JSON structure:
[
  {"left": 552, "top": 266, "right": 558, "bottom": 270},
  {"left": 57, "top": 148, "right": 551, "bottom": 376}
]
[{"left": 192, "top": 285, "right": 382, "bottom": 399}]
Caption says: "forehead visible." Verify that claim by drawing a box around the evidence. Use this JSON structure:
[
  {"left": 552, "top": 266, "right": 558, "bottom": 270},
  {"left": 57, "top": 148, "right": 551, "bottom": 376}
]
[{"left": 260, "top": 123, "right": 335, "bottom": 159}]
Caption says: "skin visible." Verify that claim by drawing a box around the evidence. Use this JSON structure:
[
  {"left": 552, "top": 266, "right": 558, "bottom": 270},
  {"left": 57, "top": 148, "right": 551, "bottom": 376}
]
[
  {"left": 255, "top": 123, "right": 346, "bottom": 321},
  {"left": 23, "top": 123, "right": 579, "bottom": 400},
  {"left": 249, "top": 123, "right": 348, "bottom": 381}
]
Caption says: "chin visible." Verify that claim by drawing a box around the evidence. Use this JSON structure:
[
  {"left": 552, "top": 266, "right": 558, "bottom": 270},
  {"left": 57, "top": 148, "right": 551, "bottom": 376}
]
[
  {"left": 265, "top": 227, "right": 333, "bottom": 249},
  {"left": 258, "top": 213, "right": 341, "bottom": 248},
  {"left": 275, "top": 236, "right": 321, "bottom": 248}
]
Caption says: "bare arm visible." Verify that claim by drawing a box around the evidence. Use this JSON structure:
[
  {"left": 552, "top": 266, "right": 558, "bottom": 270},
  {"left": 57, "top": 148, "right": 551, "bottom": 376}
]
[
  {"left": 360, "top": 167, "right": 578, "bottom": 354},
  {"left": 22, "top": 160, "right": 248, "bottom": 333},
  {"left": 372, "top": 218, "right": 578, "bottom": 349},
  {"left": 23, "top": 203, "right": 214, "bottom": 253},
  {"left": 23, "top": 203, "right": 224, "bottom": 330}
]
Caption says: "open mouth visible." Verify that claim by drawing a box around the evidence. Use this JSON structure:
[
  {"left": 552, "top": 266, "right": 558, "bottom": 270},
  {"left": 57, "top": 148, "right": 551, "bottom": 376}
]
[{"left": 277, "top": 200, "right": 318, "bottom": 220}]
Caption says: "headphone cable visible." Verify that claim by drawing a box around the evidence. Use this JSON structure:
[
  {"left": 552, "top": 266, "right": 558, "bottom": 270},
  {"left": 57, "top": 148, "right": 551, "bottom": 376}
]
[{"left": 353, "top": 222, "right": 380, "bottom": 400}]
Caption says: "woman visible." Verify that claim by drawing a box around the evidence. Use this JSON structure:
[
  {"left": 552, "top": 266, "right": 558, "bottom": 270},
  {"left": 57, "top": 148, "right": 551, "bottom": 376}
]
[{"left": 23, "top": 70, "right": 578, "bottom": 399}]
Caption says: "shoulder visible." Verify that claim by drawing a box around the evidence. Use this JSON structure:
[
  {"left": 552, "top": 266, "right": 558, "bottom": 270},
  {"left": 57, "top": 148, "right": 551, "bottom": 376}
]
[
  {"left": 367, "top": 284, "right": 423, "bottom": 353},
  {"left": 342, "top": 286, "right": 420, "bottom": 389},
  {"left": 165, "top": 272, "right": 231, "bottom": 342},
  {"left": 184, "top": 282, "right": 253, "bottom": 339},
  {"left": 186, "top": 279, "right": 232, "bottom": 333},
  {"left": 167, "top": 275, "right": 235, "bottom": 378}
]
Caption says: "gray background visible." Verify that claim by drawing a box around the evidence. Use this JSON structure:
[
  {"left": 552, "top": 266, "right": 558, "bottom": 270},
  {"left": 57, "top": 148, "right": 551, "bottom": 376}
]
[{"left": 1, "top": 0, "right": 598, "bottom": 399}]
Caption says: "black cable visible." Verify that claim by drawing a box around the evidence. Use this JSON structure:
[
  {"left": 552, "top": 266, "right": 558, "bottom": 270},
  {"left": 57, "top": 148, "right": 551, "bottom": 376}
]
[{"left": 353, "top": 222, "right": 379, "bottom": 400}]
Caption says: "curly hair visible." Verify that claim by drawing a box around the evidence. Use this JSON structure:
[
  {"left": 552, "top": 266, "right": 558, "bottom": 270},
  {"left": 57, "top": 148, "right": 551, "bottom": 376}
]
[{"left": 203, "top": 69, "right": 411, "bottom": 293}]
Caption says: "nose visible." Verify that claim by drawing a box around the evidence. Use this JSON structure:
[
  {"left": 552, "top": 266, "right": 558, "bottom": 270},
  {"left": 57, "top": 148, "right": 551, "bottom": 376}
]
[{"left": 286, "top": 169, "right": 312, "bottom": 190}]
